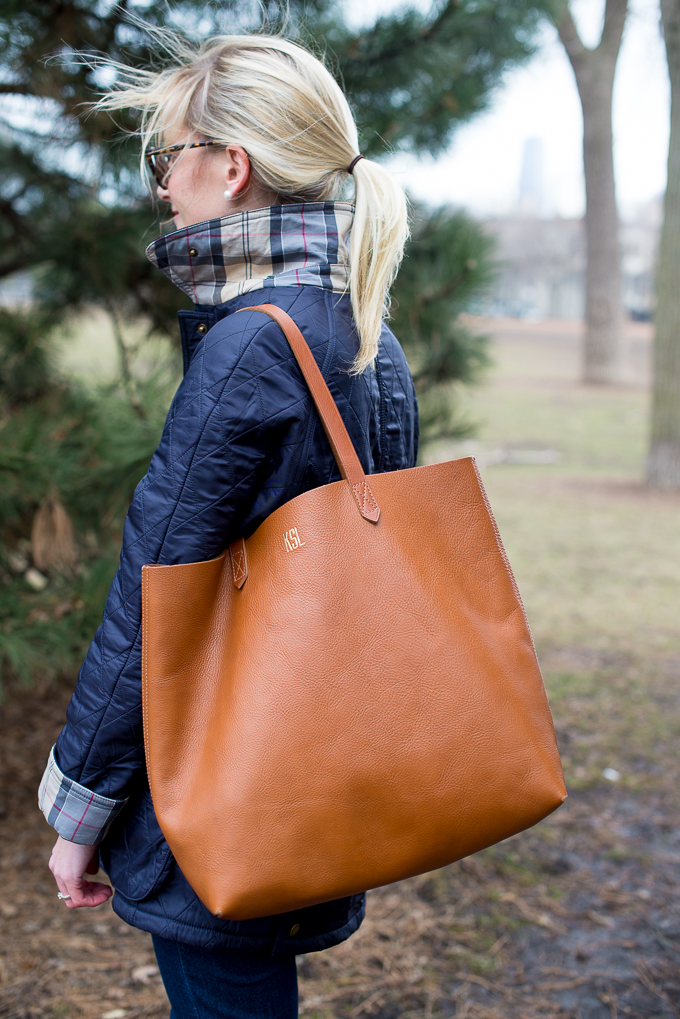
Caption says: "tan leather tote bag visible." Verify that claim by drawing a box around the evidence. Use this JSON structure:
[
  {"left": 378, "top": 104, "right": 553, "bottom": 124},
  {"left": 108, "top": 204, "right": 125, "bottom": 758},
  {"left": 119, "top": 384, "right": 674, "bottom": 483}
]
[{"left": 142, "top": 304, "right": 566, "bottom": 921}]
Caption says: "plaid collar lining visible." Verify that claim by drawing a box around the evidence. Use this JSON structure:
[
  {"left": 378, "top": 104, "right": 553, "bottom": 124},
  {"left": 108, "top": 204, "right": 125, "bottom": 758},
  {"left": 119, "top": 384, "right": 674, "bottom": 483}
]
[{"left": 146, "top": 201, "right": 354, "bottom": 306}]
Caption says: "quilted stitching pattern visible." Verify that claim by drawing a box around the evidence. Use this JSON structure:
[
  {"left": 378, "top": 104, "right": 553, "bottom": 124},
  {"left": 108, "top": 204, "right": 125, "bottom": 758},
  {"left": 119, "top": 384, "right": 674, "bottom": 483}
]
[{"left": 52, "top": 283, "right": 417, "bottom": 950}]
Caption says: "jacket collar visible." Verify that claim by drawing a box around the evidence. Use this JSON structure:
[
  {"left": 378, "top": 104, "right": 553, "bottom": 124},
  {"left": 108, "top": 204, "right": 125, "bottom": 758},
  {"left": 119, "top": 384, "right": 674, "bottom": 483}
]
[{"left": 146, "top": 201, "right": 353, "bottom": 307}]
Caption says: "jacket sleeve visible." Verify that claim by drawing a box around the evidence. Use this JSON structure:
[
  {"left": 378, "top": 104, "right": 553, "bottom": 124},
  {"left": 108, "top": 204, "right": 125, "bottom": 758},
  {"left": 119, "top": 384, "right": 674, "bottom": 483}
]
[{"left": 39, "top": 312, "right": 305, "bottom": 843}]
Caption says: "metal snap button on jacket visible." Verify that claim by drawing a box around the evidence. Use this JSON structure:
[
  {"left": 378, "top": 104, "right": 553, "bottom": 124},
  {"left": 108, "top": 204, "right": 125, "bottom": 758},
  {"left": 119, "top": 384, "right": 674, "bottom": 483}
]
[
  {"left": 289, "top": 924, "right": 300, "bottom": 937},
  {"left": 188, "top": 246, "right": 198, "bottom": 257},
  {"left": 196, "top": 323, "right": 208, "bottom": 334}
]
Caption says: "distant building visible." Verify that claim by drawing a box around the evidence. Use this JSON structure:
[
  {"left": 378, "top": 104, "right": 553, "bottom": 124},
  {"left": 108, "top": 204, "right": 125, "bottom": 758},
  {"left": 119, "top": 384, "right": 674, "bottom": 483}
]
[
  {"left": 483, "top": 215, "right": 585, "bottom": 319},
  {"left": 475, "top": 136, "right": 660, "bottom": 321},
  {"left": 481, "top": 198, "right": 661, "bottom": 321},
  {"left": 621, "top": 198, "right": 662, "bottom": 320}
]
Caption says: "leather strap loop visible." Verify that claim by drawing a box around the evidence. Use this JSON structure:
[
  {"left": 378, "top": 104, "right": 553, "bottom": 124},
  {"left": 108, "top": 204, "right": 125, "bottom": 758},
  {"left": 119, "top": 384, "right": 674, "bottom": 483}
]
[
  {"left": 229, "top": 537, "right": 248, "bottom": 588},
  {"left": 238, "top": 305, "right": 381, "bottom": 523}
]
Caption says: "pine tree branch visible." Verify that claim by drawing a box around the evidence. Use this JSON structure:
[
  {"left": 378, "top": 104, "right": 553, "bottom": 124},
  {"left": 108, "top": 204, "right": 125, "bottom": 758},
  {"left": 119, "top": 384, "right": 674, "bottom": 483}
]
[
  {"left": 101, "top": 0, "right": 130, "bottom": 51},
  {"left": 104, "top": 300, "right": 146, "bottom": 420},
  {"left": 343, "top": 0, "right": 470, "bottom": 72},
  {"left": 0, "top": 83, "right": 33, "bottom": 95},
  {"left": 0, "top": 195, "right": 31, "bottom": 238},
  {"left": 419, "top": 0, "right": 457, "bottom": 46},
  {"left": 413, "top": 270, "right": 470, "bottom": 308},
  {"left": 0, "top": 256, "right": 29, "bottom": 279}
]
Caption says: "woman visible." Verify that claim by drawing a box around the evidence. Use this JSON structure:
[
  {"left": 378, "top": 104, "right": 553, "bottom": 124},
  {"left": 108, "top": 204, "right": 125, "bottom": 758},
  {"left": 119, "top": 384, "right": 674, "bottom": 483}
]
[{"left": 39, "top": 32, "right": 418, "bottom": 1018}]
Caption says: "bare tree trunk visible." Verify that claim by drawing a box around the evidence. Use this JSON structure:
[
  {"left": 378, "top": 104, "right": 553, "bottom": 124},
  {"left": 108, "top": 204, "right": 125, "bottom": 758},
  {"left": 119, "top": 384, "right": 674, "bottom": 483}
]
[
  {"left": 556, "top": 0, "right": 628, "bottom": 384},
  {"left": 647, "top": 0, "right": 680, "bottom": 487}
]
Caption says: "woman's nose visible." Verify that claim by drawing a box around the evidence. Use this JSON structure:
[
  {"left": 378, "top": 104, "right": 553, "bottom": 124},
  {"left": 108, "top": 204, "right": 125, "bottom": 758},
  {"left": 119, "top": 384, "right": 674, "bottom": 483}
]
[{"left": 157, "top": 184, "right": 170, "bottom": 201}]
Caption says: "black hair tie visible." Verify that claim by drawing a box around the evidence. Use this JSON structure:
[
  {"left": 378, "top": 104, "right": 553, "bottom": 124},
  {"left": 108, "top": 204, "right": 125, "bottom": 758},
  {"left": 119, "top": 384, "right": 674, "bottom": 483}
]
[{"left": 347, "top": 154, "right": 365, "bottom": 174}]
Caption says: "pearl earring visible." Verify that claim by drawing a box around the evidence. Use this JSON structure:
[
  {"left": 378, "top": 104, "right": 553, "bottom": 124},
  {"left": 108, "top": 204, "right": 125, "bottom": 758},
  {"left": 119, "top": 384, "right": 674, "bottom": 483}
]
[{"left": 224, "top": 188, "right": 232, "bottom": 200}]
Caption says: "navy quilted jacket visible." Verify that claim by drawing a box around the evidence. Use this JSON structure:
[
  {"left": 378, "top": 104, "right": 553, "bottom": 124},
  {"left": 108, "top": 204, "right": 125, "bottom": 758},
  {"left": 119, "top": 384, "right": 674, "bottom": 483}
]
[{"left": 40, "top": 203, "right": 418, "bottom": 953}]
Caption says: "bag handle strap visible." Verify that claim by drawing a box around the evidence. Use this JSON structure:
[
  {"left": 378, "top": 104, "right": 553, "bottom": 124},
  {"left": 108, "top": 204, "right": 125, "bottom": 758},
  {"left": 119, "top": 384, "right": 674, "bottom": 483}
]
[{"left": 238, "top": 304, "right": 381, "bottom": 524}]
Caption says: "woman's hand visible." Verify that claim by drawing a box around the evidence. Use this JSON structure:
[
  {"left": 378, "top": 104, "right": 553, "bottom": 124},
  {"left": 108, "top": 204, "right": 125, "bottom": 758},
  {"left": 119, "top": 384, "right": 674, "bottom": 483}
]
[{"left": 49, "top": 836, "right": 113, "bottom": 909}]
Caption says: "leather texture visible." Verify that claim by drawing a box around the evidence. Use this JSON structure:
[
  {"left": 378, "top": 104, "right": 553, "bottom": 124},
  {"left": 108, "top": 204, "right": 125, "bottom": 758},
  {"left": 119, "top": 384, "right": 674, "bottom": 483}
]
[{"left": 142, "top": 306, "right": 566, "bottom": 923}]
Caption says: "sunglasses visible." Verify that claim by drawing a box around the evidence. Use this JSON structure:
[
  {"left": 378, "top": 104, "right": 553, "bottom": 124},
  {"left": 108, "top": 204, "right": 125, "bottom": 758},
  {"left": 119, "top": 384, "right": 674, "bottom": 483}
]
[{"left": 145, "top": 140, "right": 220, "bottom": 186}]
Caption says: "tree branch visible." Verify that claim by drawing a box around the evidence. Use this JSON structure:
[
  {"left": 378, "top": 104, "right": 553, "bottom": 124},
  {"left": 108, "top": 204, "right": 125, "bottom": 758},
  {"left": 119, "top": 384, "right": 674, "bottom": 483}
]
[
  {"left": 0, "top": 196, "right": 31, "bottom": 236},
  {"left": 599, "top": 0, "right": 628, "bottom": 58},
  {"left": 0, "top": 83, "right": 33, "bottom": 95},
  {"left": 556, "top": 0, "right": 628, "bottom": 80},
  {"left": 104, "top": 300, "right": 146, "bottom": 419},
  {"left": 344, "top": 0, "right": 458, "bottom": 71},
  {"left": 556, "top": 5, "right": 587, "bottom": 73},
  {"left": 0, "top": 257, "right": 29, "bottom": 279}
]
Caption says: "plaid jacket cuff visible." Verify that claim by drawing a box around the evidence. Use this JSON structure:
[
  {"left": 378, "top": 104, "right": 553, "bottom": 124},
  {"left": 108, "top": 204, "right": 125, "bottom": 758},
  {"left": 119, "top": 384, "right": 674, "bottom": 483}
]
[{"left": 38, "top": 747, "right": 128, "bottom": 845}]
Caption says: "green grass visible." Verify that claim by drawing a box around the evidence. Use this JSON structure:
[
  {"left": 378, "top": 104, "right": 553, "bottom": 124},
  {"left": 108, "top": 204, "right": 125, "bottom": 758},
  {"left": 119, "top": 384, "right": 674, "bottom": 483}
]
[
  {"left": 458, "top": 383, "right": 648, "bottom": 476},
  {"left": 434, "top": 318, "right": 652, "bottom": 476},
  {"left": 55, "top": 308, "right": 176, "bottom": 382},
  {"left": 488, "top": 471, "right": 679, "bottom": 654}
]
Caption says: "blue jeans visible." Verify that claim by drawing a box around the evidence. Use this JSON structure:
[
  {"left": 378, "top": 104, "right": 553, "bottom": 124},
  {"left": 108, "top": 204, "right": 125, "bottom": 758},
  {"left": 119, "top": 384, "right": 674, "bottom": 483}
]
[{"left": 152, "top": 936, "right": 299, "bottom": 1019}]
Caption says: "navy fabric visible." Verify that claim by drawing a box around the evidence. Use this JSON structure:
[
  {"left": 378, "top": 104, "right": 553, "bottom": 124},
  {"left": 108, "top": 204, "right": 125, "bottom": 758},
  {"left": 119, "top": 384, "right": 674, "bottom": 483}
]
[
  {"left": 54, "top": 284, "right": 419, "bottom": 950},
  {"left": 152, "top": 935, "right": 298, "bottom": 1018}
]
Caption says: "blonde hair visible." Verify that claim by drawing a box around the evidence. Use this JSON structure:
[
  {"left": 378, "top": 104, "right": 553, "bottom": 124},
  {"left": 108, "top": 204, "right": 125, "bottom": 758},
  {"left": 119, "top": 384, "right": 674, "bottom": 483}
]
[{"left": 97, "top": 33, "right": 408, "bottom": 373}]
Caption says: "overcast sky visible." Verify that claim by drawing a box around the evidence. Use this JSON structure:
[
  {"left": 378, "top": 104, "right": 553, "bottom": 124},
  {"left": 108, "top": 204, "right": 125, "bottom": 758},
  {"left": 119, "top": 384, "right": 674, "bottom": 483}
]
[{"left": 347, "top": 0, "right": 669, "bottom": 219}]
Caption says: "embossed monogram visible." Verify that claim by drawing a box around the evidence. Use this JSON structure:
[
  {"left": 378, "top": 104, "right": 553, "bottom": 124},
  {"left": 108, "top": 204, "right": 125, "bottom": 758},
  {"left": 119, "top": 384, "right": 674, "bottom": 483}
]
[{"left": 284, "top": 527, "right": 305, "bottom": 552}]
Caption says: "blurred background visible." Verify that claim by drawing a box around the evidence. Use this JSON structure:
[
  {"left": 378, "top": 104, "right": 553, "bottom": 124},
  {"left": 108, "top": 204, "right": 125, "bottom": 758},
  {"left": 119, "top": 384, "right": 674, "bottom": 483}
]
[{"left": 1, "top": 2, "right": 679, "bottom": 1018}]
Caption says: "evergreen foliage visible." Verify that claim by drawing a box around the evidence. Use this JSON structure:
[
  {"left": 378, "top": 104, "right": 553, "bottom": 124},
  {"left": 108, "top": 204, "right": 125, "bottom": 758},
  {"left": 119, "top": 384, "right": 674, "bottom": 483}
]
[
  {"left": 0, "top": 308, "right": 177, "bottom": 693},
  {"left": 0, "top": 0, "right": 555, "bottom": 314},
  {"left": 0, "top": 0, "right": 554, "bottom": 690},
  {"left": 392, "top": 205, "right": 494, "bottom": 442}
]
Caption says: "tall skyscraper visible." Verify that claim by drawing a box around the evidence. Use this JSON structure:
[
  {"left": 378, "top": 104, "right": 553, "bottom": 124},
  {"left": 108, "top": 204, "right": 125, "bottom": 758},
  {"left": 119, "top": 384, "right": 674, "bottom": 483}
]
[{"left": 518, "top": 137, "right": 545, "bottom": 217}]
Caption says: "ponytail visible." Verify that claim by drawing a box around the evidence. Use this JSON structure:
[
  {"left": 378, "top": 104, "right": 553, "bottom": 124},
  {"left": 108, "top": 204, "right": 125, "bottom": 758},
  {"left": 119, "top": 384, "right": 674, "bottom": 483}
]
[
  {"left": 348, "top": 157, "right": 408, "bottom": 372},
  {"left": 95, "top": 32, "right": 408, "bottom": 372}
]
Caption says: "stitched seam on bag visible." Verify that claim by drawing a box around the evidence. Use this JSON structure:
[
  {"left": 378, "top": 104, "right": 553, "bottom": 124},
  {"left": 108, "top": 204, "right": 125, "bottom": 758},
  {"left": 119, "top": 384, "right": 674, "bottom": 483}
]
[
  {"left": 231, "top": 548, "right": 246, "bottom": 585},
  {"left": 470, "top": 458, "right": 534, "bottom": 639},
  {"left": 143, "top": 569, "right": 151, "bottom": 773},
  {"left": 351, "top": 481, "right": 379, "bottom": 518}
]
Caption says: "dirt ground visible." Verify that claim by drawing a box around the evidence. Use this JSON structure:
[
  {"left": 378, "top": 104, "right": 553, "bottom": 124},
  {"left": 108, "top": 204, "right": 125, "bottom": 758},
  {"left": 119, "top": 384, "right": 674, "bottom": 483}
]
[
  {"left": 2, "top": 318, "right": 679, "bottom": 1019},
  {"left": 1, "top": 666, "right": 679, "bottom": 1019}
]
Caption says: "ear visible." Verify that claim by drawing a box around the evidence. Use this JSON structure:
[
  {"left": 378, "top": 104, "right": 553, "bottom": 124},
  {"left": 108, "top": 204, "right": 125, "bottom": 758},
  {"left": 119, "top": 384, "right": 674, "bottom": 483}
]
[{"left": 224, "top": 145, "right": 251, "bottom": 196}]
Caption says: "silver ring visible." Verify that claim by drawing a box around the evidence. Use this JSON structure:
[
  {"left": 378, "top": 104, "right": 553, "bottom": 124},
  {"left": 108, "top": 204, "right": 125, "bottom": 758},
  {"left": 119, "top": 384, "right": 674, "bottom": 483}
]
[{"left": 57, "top": 892, "right": 71, "bottom": 900}]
